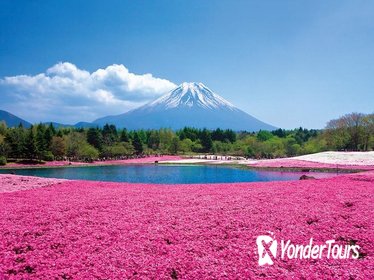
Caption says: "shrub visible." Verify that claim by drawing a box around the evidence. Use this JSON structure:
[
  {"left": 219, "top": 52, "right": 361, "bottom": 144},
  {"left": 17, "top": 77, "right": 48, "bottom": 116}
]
[
  {"left": 42, "top": 151, "right": 54, "bottom": 161},
  {"left": 0, "top": 156, "right": 7, "bottom": 166},
  {"left": 78, "top": 144, "right": 99, "bottom": 161}
]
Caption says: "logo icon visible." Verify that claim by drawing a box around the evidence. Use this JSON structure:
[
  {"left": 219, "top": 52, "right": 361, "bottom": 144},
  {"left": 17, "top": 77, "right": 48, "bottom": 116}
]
[
  {"left": 256, "top": 235, "right": 277, "bottom": 266},
  {"left": 255, "top": 234, "right": 360, "bottom": 266}
]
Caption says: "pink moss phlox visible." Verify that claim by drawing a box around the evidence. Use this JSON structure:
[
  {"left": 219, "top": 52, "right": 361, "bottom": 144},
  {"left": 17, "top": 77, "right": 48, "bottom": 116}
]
[
  {"left": 0, "top": 172, "right": 373, "bottom": 278},
  {"left": 248, "top": 159, "right": 374, "bottom": 171}
]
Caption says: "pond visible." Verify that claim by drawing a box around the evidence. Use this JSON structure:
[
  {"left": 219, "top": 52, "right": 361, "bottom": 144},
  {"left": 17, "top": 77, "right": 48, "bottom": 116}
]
[{"left": 0, "top": 164, "right": 339, "bottom": 184}]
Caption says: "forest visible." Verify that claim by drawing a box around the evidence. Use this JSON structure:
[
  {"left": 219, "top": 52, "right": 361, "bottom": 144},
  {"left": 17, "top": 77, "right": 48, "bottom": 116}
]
[{"left": 0, "top": 112, "right": 373, "bottom": 165}]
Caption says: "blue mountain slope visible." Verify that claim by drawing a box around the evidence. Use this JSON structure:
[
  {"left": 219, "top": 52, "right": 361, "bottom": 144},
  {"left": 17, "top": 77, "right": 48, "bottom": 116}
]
[{"left": 0, "top": 110, "right": 32, "bottom": 128}]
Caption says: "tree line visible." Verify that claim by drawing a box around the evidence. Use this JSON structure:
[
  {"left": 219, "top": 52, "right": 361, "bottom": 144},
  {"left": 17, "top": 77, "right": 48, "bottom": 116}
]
[{"left": 0, "top": 112, "right": 373, "bottom": 165}]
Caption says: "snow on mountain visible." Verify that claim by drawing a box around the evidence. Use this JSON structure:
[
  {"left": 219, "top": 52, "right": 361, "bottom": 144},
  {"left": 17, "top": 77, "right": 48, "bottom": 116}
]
[
  {"left": 143, "top": 82, "right": 236, "bottom": 111},
  {"left": 94, "top": 82, "right": 276, "bottom": 131}
]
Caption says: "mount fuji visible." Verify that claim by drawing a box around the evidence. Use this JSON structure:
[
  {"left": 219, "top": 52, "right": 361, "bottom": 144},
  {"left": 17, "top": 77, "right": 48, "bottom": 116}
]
[{"left": 94, "top": 82, "right": 276, "bottom": 131}]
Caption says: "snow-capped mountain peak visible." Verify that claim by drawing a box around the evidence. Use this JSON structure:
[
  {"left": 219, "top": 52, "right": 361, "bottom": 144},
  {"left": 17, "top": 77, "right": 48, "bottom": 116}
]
[
  {"left": 93, "top": 81, "right": 276, "bottom": 131},
  {"left": 143, "top": 82, "right": 236, "bottom": 111}
]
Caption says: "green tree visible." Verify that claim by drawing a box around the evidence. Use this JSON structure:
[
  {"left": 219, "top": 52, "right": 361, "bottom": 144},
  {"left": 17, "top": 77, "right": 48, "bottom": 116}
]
[
  {"left": 285, "top": 137, "right": 301, "bottom": 156},
  {"left": 272, "top": 128, "right": 286, "bottom": 138},
  {"left": 191, "top": 141, "right": 203, "bottom": 153},
  {"left": 36, "top": 124, "right": 47, "bottom": 156},
  {"left": 147, "top": 130, "right": 160, "bottom": 150},
  {"left": 122, "top": 142, "right": 135, "bottom": 155},
  {"left": 200, "top": 129, "right": 212, "bottom": 152},
  {"left": 78, "top": 143, "right": 99, "bottom": 161},
  {"left": 169, "top": 136, "right": 179, "bottom": 154},
  {"left": 178, "top": 127, "right": 199, "bottom": 141},
  {"left": 120, "top": 129, "right": 130, "bottom": 142},
  {"left": 5, "top": 127, "right": 26, "bottom": 159},
  {"left": 257, "top": 130, "right": 273, "bottom": 142},
  {"left": 87, "top": 128, "right": 103, "bottom": 150},
  {"left": 212, "top": 141, "right": 232, "bottom": 154},
  {"left": 246, "top": 146, "right": 255, "bottom": 158},
  {"left": 0, "top": 121, "right": 7, "bottom": 135},
  {"left": 24, "top": 126, "right": 37, "bottom": 160},
  {"left": 65, "top": 132, "right": 85, "bottom": 158},
  {"left": 211, "top": 128, "right": 224, "bottom": 142},
  {"left": 102, "top": 124, "right": 118, "bottom": 145},
  {"left": 44, "top": 123, "right": 55, "bottom": 150},
  {"left": 302, "top": 137, "right": 327, "bottom": 154},
  {"left": 324, "top": 113, "right": 367, "bottom": 150},
  {"left": 224, "top": 129, "right": 237, "bottom": 143},
  {"left": 179, "top": 138, "right": 193, "bottom": 153},
  {"left": 159, "top": 129, "right": 174, "bottom": 152},
  {"left": 0, "top": 134, "right": 8, "bottom": 157},
  {"left": 51, "top": 136, "right": 66, "bottom": 158},
  {"left": 101, "top": 142, "right": 135, "bottom": 158},
  {"left": 132, "top": 132, "right": 143, "bottom": 155},
  {"left": 362, "top": 114, "right": 374, "bottom": 150}
]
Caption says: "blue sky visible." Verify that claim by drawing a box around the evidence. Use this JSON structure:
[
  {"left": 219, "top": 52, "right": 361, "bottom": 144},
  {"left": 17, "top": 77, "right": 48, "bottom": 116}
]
[{"left": 0, "top": 0, "right": 373, "bottom": 128}]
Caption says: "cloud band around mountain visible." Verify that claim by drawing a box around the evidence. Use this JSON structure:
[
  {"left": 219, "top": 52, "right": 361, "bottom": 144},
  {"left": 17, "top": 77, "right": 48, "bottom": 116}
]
[{"left": 0, "top": 62, "right": 176, "bottom": 124}]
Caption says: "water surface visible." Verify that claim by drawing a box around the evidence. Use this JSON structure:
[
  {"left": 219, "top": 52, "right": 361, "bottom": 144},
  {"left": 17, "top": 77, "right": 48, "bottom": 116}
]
[{"left": 0, "top": 164, "right": 339, "bottom": 184}]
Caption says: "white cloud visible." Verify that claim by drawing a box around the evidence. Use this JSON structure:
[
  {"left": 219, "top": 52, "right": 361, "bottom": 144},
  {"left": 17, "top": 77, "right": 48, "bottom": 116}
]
[{"left": 0, "top": 62, "right": 176, "bottom": 124}]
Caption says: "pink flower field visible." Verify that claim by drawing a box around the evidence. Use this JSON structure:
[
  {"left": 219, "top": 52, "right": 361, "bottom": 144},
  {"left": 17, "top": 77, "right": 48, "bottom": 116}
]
[
  {"left": 0, "top": 171, "right": 373, "bottom": 279},
  {"left": 0, "top": 175, "right": 65, "bottom": 193},
  {"left": 247, "top": 159, "right": 374, "bottom": 171}
]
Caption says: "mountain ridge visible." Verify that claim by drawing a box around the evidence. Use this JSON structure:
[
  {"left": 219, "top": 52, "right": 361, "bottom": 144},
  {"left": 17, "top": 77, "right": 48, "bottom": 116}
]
[{"left": 0, "top": 110, "right": 32, "bottom": 128}]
